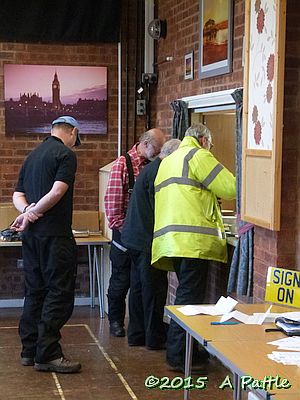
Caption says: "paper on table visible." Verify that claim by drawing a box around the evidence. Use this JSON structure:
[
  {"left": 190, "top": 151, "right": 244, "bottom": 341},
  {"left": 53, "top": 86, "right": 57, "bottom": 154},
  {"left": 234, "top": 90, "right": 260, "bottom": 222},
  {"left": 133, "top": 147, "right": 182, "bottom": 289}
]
[
  {"left": 220, "top": 305, "right": 272, "bottom": 324},
  {"left": 267, "top": 336, "right": 300, "bottom": 351},
  {"left": 178, "top": 296, "right": 238, "bottom": 316},
  {"left": 252, "top": 311, "right": 300, "bottom": 323},
  {"left": 268, "top": 351, "right": 300, "bottom": 366},
  {"left": 252, "top": 312, "right": 284, "bottom": 323},
  {"left": 268, "top": 336, "right": 300, "bottom": 346},
  {"left": 281, "top": 311, "right": 300, "bottom": 322}
]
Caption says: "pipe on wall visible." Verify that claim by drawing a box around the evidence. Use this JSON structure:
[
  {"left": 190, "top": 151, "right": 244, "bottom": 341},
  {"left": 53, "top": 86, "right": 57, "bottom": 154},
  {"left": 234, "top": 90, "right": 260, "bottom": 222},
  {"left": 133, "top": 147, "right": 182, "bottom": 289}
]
[{"left": 118, "top": 42, "right": 122, "bottom": 157}]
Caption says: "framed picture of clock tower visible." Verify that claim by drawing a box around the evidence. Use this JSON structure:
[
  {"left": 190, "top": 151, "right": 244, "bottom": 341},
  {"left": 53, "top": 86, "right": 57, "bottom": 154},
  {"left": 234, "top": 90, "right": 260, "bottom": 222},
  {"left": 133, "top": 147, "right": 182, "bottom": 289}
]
[{"left": 4, "top": 64, "right": 108, "bottom": 135}]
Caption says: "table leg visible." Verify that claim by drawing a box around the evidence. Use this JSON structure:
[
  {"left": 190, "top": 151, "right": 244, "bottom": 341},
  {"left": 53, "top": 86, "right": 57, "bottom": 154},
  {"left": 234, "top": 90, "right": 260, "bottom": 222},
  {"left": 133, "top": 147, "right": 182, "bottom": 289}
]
[
  {"left": 87, "top": 244, "right": 94, "bottom": 308},
  {"left": 93, "top": 245, "right": 105, "bottom": 318},
  {"left": 92, "top": 245, "right": 96, "bottom": 308},
  {"left": 184, "top": 332, "right": 193, "bottom": 400},
  {"left": 100, "top": 246, "right": 105, "bottom": 316},
  {"left": 233, "top": 372, "right": 241, "bottom": 400}
]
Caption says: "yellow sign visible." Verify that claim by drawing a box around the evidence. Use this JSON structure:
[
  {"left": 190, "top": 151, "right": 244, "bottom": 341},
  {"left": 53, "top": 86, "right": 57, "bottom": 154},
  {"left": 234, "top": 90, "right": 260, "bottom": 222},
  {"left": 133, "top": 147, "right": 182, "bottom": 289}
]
[{"left": 265, "top": 267, "right": 300, "bottom": 308}]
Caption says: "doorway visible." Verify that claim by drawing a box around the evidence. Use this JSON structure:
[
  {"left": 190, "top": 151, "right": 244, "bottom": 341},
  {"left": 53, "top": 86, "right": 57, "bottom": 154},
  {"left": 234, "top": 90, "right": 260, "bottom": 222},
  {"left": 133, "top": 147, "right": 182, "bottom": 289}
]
[{"left": 191, "top": 110, "right": 236, "bottom": 212}]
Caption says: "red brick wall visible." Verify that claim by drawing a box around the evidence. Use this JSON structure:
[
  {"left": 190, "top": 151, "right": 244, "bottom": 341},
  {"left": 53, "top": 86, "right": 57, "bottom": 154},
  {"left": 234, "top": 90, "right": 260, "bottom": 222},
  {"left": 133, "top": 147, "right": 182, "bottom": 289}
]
[
  {"left": 0, "top": 42, "right": 119, "bottom": 209},
  {"left": 253, "top": 0, "right": 300, "bottom": 301},
  {"left": 152, "top": 0, "right": 245, "bottom": 134},
  {"left": 153, "top": 0, "right": 300, "bottom": 304},
  {"left": 153, "top": 0, "right": 245, "bottom": 303},
  {"left": 0, "top": 42, "right": 120, "bottom": 297},
  {"left": 0, "top": 0, "right": 145, "bottom": 299},
  {"left": 1, "top": 1, "right": 299, "bottom": 304}
]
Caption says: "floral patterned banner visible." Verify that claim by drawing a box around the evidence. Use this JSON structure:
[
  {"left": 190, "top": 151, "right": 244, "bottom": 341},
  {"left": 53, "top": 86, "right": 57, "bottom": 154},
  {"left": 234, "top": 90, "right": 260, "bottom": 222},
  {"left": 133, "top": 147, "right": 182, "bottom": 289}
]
[{"left": 247, "top": 0, "right": 276, "bottom": 150}]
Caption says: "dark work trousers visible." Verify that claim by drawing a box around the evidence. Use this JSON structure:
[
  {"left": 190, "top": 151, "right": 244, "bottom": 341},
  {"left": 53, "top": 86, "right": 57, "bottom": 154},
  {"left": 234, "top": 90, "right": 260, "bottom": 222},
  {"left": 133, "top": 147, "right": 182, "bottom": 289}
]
[
  {"left": 128, "top": 249, "right": 168, "bottom": 347},
  {"left": 19, "top": 233, "right": 77, "bottom": 363},
  {"left": 166, "top": 258, "right": 209, "bottom": 368},
  {"left": 107, "top": 230, "right": 131, "bottom": 325}
]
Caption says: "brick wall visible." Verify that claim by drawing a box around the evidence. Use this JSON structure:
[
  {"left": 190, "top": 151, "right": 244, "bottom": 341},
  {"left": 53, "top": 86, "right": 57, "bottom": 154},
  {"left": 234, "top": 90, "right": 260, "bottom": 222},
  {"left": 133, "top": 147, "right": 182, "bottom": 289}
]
[
  {"left": 0, "top": 42, "right": 121, "bottom": 298},
  {"left": 153, "top": 0, "right": 300, "bottom": 304},
  {"left": 0, "top": 0, "right": 147, "bottom": 299},
  {"left": 1, "top": 0, "right": 299, "bottom": 303},
  {"left": 152, "top": 0, "right": 245, "bottom": 134},
  {"left": 153, "top": 0, "right": 245, "bottom": 303},
  {"left": 0, "top": 42, "right": 119, "bottom": 208}
]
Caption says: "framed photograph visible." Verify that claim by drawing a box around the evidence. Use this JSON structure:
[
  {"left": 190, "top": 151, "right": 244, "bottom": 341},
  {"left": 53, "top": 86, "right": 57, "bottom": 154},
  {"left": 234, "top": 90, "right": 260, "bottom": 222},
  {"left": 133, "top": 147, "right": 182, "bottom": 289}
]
[
  {"left": 4, "top": 64, "right": 107, "bottom": 135},
  {"left": 199, "top": 0, "right": 233, "bottom": 79},
  {"left": 184, "top": 52, "right": 194, "bottom": 80}
]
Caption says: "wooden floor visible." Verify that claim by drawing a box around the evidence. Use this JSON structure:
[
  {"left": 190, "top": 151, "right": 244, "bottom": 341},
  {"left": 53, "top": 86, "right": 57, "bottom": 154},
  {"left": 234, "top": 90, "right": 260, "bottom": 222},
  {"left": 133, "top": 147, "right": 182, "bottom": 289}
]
[{"left": 0, "top": 306, "right": 238, "bottom": 400}]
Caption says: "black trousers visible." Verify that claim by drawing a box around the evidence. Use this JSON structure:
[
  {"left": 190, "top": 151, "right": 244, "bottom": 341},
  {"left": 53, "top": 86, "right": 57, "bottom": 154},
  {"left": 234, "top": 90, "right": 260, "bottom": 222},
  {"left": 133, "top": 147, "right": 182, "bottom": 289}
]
[
  {"left": 107, "top": 230, "right": 131, "bottom": 325},
  {"left": 19, "top": 233, "right": 77, "bottom": 363},
  {"left": 166, "top": 258, "right": 209, "bottom": 367},
  {"left": 128, "top": 249, "right": 168, "bottom": 347}
]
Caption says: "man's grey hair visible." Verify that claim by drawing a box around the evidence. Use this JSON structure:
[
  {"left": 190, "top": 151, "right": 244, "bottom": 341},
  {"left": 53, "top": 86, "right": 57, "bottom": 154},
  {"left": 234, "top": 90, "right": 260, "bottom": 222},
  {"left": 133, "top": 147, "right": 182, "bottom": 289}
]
[
  {"left": 139, "top": 130, "right": 152, "bottom": 142},
  {"left": 185, "top": 123, "right": 212, "bottom": 141},
  {"left": 160, "top": 138, "right": 181, "bottom": 158}
]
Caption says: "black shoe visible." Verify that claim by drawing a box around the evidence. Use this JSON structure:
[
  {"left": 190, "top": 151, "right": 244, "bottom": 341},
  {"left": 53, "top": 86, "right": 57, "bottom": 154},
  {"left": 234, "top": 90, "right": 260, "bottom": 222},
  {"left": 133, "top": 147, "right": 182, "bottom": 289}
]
[
  {"left": 128, "top": 340, "right": 145, "bottom": 347},
  {"left": 110, "top": 321, "right": 125, "bottom": 337},
  {"left": 167, "top": 360, "right": 209, "bottom": 374},
  {"left": 195, "top": 345, "right": 210, "bottom": 363},
  {"left": 146, "top": 343, "right": 166, "bottom": 350},
  {"left": 34, "top": 357, "right": 81, "bottom": 373},
  {"left": 21, "top": 357, "right": 34, "bottom": 366}
]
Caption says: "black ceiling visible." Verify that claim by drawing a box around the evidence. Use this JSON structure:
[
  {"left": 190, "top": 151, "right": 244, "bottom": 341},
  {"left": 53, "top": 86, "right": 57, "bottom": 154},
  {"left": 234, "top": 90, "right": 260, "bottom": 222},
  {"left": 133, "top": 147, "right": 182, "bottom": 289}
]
[{"left": 0, "top": 0, "right": 122, "bottom": 43}]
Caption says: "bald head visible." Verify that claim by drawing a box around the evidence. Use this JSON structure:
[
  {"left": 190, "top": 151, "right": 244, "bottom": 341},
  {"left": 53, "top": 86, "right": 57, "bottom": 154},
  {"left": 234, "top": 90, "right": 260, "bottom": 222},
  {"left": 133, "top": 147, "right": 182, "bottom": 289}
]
[{"left": 138, "top": 128, "right": 166, "bottom": 160}]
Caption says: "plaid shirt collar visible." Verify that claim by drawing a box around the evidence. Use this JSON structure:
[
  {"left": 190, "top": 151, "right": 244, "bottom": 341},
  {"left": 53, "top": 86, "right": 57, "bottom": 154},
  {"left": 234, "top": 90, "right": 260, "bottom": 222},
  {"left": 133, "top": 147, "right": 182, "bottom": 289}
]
[{"left": 128, "top": 143, "right": 148, "bottom": 167}]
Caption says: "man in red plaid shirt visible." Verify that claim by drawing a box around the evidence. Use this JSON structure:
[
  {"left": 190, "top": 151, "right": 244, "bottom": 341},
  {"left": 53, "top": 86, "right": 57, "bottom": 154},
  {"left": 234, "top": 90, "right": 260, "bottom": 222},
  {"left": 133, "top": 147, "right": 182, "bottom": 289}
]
[{"left": 104, "top": 128, "right": 165, "bottom": 337}]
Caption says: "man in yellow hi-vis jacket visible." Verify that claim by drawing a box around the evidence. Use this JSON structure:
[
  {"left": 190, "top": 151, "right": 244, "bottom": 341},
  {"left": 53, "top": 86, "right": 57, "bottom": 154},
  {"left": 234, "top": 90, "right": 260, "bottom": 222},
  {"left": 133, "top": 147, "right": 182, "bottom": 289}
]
[{"left": 152, "top": 123, "right": 236, "bottom": 372}]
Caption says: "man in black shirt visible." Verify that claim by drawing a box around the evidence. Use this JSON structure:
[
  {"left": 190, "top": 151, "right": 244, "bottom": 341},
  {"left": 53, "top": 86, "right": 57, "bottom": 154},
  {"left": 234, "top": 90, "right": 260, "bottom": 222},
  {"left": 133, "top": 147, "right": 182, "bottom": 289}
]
[
  {"left": 121, "top": 139, "right": 180, "bottom": 349},
  {"left": 11, "top": 116, "right": 81, "bottom": 373}
]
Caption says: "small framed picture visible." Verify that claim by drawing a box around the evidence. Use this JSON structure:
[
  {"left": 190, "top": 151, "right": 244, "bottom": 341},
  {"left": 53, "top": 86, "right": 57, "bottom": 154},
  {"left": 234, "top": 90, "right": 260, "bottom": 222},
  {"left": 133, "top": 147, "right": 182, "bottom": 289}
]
[
  {"left": 199, "top": 0, "right": 233, "bottom": 79},
  {"left": 184, "top": 52, "right": 194, "bottom": 80}
]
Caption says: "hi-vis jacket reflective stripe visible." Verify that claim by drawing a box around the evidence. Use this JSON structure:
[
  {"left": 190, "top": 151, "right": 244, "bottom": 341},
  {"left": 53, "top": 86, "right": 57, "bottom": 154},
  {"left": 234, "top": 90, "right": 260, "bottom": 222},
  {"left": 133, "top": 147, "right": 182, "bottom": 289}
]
[{"left": 151, "top": 136, "right": 236, "bottom": 271}]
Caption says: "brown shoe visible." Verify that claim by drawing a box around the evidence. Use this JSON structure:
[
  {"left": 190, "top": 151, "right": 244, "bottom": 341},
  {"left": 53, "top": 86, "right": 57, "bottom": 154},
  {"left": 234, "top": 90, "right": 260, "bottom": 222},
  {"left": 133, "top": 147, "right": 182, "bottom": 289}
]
[{"left": 34, "top": 357, "right": 81, "bottom": 373}]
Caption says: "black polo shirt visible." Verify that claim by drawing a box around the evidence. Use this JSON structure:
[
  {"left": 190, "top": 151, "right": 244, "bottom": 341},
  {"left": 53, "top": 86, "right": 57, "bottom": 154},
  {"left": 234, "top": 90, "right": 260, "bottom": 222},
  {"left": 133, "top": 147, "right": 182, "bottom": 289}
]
[
  {"left": 121, "top": 157, "right": 161, "bottom": 252},
  {"left": 15, "top": 136, "right": 77, "bottom": 236}
]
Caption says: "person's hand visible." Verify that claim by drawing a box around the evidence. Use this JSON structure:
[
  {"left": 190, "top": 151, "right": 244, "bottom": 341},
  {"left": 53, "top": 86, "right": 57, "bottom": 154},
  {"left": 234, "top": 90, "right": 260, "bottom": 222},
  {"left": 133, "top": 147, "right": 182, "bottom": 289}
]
[
  {"left": 26, "top": 207, "right": 43, "bottom": 223},
  {"left": 10, "top": 214, "right": 30, "bottom": 232},
  {"left": 10, "top": 205, "right": 43, "bottom": 231}
]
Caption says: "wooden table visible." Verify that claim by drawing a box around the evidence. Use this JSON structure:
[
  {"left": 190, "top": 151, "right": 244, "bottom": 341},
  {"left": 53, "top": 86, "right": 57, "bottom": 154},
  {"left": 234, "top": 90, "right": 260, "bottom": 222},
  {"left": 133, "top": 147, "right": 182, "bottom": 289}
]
[
  {"left": 0, "top": 234, "right": 110, "bottom": 317},
  {"left": 165, "top": 304, "right": 300, "bottom": 400}
]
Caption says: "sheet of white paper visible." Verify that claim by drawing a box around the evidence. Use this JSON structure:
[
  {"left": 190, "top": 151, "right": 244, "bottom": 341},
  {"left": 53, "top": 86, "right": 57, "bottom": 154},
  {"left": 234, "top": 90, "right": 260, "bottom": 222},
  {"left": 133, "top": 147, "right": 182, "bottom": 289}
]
[
  {"left": 268, "top": 336, "right": 300, "bottom": 346},
  {"left": 277, "top": 345, "right": 300, "bottom": 351},
  {"left": 252, "top": 312, "right": 283, "bottom": 323},
  {"left": 220, "top": 305, "right": 272, "bottom": 325},
  {"left": 214, "top": 296, "right": 238, "bottom": 314},
  {"left": 177, "top": 296, "right": 238, "bottom": 316},
  {"left": 268, "top": 351, "right": 300, "bottom": 366},
  {"left": 220, "top": 310, "right": 250, "bottom": 323},
  {"left": 178, "top": 305, "right": 217, "bottom": 316},
  {"left": 268, "top": 336, "right": 300, "bottom": 351},
  {"left": 281, "top": 311, "right": 300, "bottom": 322}
]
